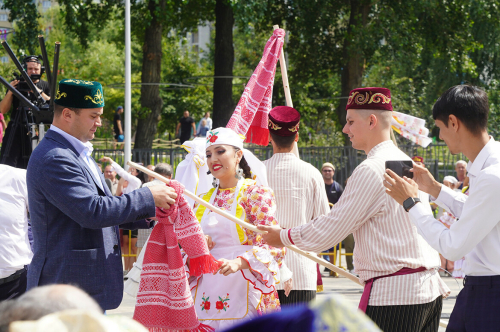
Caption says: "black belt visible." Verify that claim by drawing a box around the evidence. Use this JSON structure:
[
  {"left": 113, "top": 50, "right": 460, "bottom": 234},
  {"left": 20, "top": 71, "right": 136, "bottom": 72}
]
[{"left": 0, "top": 267, "right": 27, "bottom": 286}]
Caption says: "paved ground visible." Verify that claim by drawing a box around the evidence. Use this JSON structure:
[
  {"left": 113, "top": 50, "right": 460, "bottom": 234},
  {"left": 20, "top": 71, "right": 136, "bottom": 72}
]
[{"left": 108, "top": 270, "right": 461, "bottom": 331}]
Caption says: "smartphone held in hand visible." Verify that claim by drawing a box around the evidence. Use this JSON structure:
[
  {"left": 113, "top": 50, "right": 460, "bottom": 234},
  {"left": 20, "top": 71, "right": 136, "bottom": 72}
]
[{"left": 385, "top": 160, "right": 413, "bottom": 179}]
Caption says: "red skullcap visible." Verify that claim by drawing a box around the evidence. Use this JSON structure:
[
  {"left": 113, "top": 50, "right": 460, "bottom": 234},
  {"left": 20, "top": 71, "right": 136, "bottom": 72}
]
[
  {"left": 268, "top": 106, "right": 300, "bottom": 137},
  {"left": 412, "top": 156, "right": 424, "bottom": 163},
  {"left": 346, "top": 87, "right": 393, "bottom": 111}
]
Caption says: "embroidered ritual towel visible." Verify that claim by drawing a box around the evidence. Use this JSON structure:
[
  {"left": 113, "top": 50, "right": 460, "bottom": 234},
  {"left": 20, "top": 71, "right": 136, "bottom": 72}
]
[
  {"left": 226, "top": 29, "right": 285, "bottom": 146},
  {"left": 134, "top": 180, "right": 221, "bottom": 332}
]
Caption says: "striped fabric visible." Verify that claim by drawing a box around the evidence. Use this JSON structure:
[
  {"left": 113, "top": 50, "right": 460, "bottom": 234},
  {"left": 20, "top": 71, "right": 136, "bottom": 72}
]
[
  {"left": 264, "top": 153, "right": 330, "bottom": 291},
  {"left": 281, "top": 141, "right": 450, "bottom": 306},
  {"left": 366, "top": 296, "right": 442, "bottom": 332}
]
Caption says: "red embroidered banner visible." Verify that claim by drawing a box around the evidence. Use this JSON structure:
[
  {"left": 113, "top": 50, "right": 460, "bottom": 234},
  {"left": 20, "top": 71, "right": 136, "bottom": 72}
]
[{"left": 226, "top": 29, "right": 285, "bottom": 146}]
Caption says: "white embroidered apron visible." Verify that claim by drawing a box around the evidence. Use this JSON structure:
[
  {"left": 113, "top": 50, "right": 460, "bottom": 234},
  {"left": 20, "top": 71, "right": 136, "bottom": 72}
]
[{"left": 192, "top": 180, "right": 261, "bottom": 322}]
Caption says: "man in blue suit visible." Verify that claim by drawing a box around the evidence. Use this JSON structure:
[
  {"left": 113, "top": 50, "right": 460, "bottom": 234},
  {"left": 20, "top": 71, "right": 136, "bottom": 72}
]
[{"left": 26, "top": 79, "right": 177, "bottom": 310}]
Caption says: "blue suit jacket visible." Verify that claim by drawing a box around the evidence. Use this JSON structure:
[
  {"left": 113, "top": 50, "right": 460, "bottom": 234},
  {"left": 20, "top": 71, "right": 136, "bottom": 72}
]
[{"left": 26, "top": 129, "right": 156, "bottom": 310}]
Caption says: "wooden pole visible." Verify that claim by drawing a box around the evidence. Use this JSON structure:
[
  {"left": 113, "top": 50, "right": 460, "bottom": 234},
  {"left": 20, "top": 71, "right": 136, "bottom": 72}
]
[
  {"left": 273, "top": 25, "right": 293, "bottom": 108},
  {"left": 128, "top": 161, "right": 362, "bottom": 286},
  {"left": 273, "top": 25, "right": 299, "bottom": 158}
]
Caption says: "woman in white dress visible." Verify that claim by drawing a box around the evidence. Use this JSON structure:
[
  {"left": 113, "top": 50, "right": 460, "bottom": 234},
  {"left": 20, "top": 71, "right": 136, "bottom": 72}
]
[{"left": 184, "top": 128, "right": 289, "bottom": 331}]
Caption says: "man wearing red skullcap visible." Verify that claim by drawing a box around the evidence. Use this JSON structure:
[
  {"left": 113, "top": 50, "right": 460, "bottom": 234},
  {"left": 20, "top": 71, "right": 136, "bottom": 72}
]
[
  {"left": 260, "top": 89, "right": 449, "bottom": 332},
  {"left": 264, "top": 106, "right": 330, "bottom": 306}
]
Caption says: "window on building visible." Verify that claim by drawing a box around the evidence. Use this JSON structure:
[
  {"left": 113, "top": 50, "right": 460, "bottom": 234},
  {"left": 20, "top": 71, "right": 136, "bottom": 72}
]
[
  {"left": 0, "top": 14, "right": 7, "bottom": 21},
  {"left": 192, "top": 31, "right": 199, "bottom": 44}
]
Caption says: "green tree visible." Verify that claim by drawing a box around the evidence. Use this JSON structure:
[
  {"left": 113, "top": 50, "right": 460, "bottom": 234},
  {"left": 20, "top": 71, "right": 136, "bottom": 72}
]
[
  {"left": 2, "top": 0, "right": 40, "bottom": 54},
  {"left": 44, "top": 0, "right": 211, "bottom": 148},
  {"left": 266, "top": 0, "right": 497, "bottom": 144},
  {"left": 200, "top": 0, "right": 272, "bottom": 128}
]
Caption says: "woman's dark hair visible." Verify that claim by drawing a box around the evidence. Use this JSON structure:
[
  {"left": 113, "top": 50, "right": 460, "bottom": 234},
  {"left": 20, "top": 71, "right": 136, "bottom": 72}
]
[
  {"left": 132, "top": 164, "right": 147, "bottom": 184},
  {"left": 432, "top": 85, "right": 489, "bottom": 136},
  {"left": 239, "top": 156, "right": 252, "bottom": 179},
  {"left": 136, "top": 170, "right": 147, "bottom": 184},
  {"left": 233, "top": 148, "right": 252, "bottom": 179}
]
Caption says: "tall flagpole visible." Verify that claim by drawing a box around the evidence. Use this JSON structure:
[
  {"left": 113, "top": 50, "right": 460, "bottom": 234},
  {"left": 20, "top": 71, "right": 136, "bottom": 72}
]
[{"left": 124, "top": 0, "right": 132, "bottom": 169}]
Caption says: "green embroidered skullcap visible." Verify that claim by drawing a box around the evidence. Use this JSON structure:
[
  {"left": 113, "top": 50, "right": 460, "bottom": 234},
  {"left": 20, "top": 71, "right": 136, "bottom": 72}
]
[{"left": 54, "top": 79, "right": 105, "bottom": 108}]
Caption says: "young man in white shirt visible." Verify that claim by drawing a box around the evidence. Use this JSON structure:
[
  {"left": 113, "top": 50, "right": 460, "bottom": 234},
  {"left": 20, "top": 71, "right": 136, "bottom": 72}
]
[
  {"left": 384, "top": 85, "right": 500, "bottom": 332},
  {"left": 0, "top": 165, "right": 32, "bottom": 301},
  {"left": 260, "top": 87, "right": 449, "bottom": 332}
]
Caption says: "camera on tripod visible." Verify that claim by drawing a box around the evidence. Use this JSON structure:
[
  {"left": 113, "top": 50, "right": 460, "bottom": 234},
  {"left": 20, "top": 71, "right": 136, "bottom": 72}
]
[
  {"left": 13, "top": 73, "right": 41, "bottom": 94},
  {"left": 0, "top": 38, "right": 61, "bottom": 168}
]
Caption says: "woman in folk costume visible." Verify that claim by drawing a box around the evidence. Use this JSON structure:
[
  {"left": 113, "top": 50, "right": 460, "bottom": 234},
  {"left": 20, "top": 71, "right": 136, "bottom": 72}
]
[{"left": 186, "top": 127, "right": 288, "bottom": 331}]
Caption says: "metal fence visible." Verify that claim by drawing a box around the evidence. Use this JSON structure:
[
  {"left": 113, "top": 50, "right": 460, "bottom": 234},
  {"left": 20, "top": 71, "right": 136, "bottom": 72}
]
[{"left": 93, "top": 143, "right": 466, "bottom": 185}]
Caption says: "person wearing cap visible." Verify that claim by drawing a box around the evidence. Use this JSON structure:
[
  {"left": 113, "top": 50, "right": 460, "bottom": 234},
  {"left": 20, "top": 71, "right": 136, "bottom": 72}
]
[
  {"left": 25, "top": 79, "right": 178, "bottom": 311},
  {"left": 412, "top": 156, "right": 424, "bottom": 165},
  {"left": 264, "top": 106, "right": 330, "bottom": 306},
  {"left": 321, "top": 163, "right": 343, "bottom": 205},
  {"left": 259, "top": 88, "right": 449, "bottom": 332},
  {"left": 113, "top": 106, "right": 124, "bottom": 150},
  {"left": 320, "top": 162, "right": 356, "bottom": 275},
  {"left": 0, "top": 56, "right": 51, "bottom": 169}
]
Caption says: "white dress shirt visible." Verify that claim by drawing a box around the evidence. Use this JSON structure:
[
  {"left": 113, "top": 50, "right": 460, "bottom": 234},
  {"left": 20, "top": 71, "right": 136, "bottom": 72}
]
[
  {"left": 409, "top": 137, "right": 500, "bottom": 276},
  {"left": 280, "top": 141, "right": 449, "bottom": 306},
  {"left": 49, "top": 125, "right": 103, "bottom": 190},
  {"left": 0, "top": 165, "right": 32, "bottom": 278},
  {"left": 142, "top": 178, "right": 165, "bottom": 188},
  {"left": 264, "top": 153, "right": 330, "bottom": 291}
]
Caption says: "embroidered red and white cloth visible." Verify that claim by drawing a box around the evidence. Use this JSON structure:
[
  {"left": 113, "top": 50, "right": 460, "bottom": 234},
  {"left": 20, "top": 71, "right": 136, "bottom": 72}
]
[
  {"left": 133, "top": 181, "right": 221, "bottom": 332},
  {"left": 226, "top": 29, "right": 285, "bottom": 146}
]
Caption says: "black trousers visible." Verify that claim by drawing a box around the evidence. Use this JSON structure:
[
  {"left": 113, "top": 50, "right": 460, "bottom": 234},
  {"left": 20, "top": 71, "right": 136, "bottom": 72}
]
[
  {"left": 0, "top": 120, "right": 32, "bottom": 169},
  {"left": 366, "top": 296, "right": 442, "bottom": 332},
  {"left": 0, "top": 268, "right": 27, "bottom": 302},
  {"left": 447, "top": 275, "right": 500, "bottom": 332},
  {"left": 180, "top": 134, "right": 191, "bottom": 144},
  {"left": 277, "top": 290, "right": 316, "bottom": 307}
]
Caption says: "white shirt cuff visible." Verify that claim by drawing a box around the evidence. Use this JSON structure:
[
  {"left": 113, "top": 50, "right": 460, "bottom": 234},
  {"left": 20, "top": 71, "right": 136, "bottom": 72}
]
[
  {"left": 280, "top": 229, "right": 293, "bottom": 247},
  {"left": 279, "top": 263, "right": 293, "bottom": 283},
  {"left": 408, "top": 200, "right": 433, "bottom": 223},
  {"left": 435, "top": 184, "right": 455, "bottom": 207}
]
